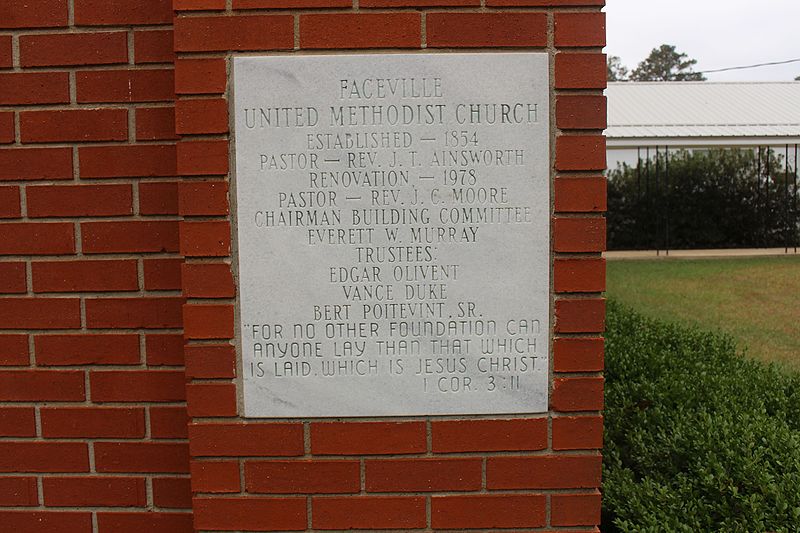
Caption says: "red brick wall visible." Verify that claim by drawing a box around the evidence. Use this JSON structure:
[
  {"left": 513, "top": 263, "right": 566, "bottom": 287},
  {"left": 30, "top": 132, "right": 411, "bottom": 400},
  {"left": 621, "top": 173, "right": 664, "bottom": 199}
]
[
  {"left": 1, "top": 0, "right": 605, "bottom": 531},
  {"left": 0, "top": 0, "right": 192, "bottom": 531},
  {"left": 176, "top": 0, "right": 606, "bottom": 531}
]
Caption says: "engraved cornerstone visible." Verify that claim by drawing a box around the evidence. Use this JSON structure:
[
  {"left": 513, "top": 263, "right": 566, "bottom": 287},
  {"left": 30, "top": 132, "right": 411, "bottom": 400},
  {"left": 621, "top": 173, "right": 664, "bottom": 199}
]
[{"left": 232, "top": 53, "right": 551, "bottom": 417}]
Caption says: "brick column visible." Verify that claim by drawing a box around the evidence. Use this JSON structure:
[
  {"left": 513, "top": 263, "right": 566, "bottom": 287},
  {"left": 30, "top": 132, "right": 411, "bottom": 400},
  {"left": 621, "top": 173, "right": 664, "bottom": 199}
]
[{"left": 176, "top": 1, "right": 606, "bottom": 531}]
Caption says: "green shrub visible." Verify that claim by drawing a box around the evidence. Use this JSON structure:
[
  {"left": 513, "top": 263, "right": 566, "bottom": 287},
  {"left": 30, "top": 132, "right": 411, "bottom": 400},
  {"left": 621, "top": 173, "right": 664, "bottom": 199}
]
[
  {"left": 603, "top": 300, "right": 800, "bottom": 532},
  {"left": 607, "top": 148, "right": 800, "bottom": 250}
]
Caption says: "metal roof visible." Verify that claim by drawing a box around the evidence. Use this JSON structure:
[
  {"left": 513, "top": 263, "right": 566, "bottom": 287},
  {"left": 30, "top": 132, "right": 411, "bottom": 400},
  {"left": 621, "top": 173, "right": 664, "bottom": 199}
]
[{"left": 606, "top": 81, "right": 800, "bottom": 140}]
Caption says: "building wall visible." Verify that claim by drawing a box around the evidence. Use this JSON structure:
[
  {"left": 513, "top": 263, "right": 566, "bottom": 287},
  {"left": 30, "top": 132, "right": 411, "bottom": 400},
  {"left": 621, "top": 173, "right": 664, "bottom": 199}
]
[
  {"left": 0, "top": 0, "right": 607, "bottom": 531},
  {"left": 0, "top": 1, "right": 191, "bottom": 531}
]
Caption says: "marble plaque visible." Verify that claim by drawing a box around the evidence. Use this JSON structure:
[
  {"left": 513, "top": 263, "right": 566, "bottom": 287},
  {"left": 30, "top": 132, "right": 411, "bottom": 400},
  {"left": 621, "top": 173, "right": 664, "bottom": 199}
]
[{"left": 232, "top": 53, "right": 551, "bottom": 418}]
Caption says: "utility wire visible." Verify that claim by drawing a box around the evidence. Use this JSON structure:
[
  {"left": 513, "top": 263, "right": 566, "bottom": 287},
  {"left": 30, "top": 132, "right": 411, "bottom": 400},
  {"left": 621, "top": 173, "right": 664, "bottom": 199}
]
[{"left": 696, "top": 57, "right": 800, "bottom": 75}]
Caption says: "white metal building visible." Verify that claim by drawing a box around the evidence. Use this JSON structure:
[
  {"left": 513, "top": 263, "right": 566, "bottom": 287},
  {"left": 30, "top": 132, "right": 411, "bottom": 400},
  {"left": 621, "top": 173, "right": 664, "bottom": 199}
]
[{"left": 606, "top": 81, "right": 800, "bottom": 170}]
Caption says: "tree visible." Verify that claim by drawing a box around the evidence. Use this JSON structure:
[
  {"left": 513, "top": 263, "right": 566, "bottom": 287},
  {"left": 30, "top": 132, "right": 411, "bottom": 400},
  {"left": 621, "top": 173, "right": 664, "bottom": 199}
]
[
  {"left": 607, "top": 55, "right": 629, "bottom": 81},
  {"left": 795, "top": 75, "right": 800, "bottom": 81},
  {"left": 630, "top": 44, "right": 706, "bottom": 81}
]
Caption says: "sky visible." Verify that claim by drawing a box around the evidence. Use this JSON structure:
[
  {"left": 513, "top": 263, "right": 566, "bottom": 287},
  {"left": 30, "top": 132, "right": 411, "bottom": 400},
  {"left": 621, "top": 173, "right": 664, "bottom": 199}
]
[{"left": 605, "top": 0, "right": 800, "bottom": 81}]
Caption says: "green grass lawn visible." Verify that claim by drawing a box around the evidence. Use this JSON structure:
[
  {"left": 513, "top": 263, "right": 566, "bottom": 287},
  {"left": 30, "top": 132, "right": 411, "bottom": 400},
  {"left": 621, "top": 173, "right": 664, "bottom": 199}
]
[{"left": 606, "top": 255, "right": 800, "bottom": 368}]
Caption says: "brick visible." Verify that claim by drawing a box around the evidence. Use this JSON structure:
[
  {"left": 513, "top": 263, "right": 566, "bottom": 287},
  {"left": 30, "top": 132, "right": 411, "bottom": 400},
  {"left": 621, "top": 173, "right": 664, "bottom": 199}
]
[
  {"left": 431, "top": 494, "right": 546, "bottom": 529},
  {"left": 0, "top": 186, "right": 20, "bottom": 218},
  {"left": 75, "top": 0, "right": 172, "bottom": 25},
  {"left": 186, "top": 382, "right": 237, "bottom": 417},
  {"left": 176, "top": 98, "right": 228, "bottom": 134},
  {"left": 28, "top": 184, "right": 133, "bottom": 217},
  {"left": 554, "top": 336, "right": 604, "bottom": 372},
  {"left": 552, "top": 492, "right": 602, "bottom": 526},
  {"left": 183, "top": 304, "right": 234, "bottom": 339},
  {"left": 150, "top": 406, "right": 189, "bottom": 439},
  {"left": 366, "top": 458, "right": 481, "bottom": 492},
  {"left": 33, "top": 259, "right": 138, "bottom": 294},
  {"left": 488, "top": 455, "right": 601, "bottom": 489},
  {"left": 146, "top": 333, "right": 185, "bottom": 365},
  {"left": 96, "top": 512, "right": 194, "bottom": 533},
  {"left": 0, "top": 298, "right": 80, "bottom": 329},
  {"left": 235, "top": 0, "right": 351, "bottom": 6},
  {"left": 0, "top": 370, "right": 85, "bottom": 401},
  {"left": 35, "top": 333, "right": 140, "bottom": 365},
  {"left": 553, "top": 416, "right": 604, "bottom": 450},
  {"left": 552, "top": 376, "right": 604, "bottom": 411},
  {"left": 301, "top": 13, "right": 420, "bottom": 49},
  {"left": 175, "top": 0, "right": 226, "bottom": 8},
  {"left": 41, "top": 407, "right": 145, "bottom": 438},
  {"left": 148, "top": 336, "right": 186, "bottom": 371},
  {"left": 91, "top": 370, "right": 186, "bottom": 402},
  {"left": 179, "top": 180, "right": 228, "bottom": 215},
  {"left": 144, "top": 258, "right": 182, "bottom": 291},
  {"left": 134, "top": 30, "right": 175, "bottom": 64},
  {"left": 427, "top": 12, "right": 546, "bottom": 47},
  {"left": 0, "top": 0, "right": 68, "bottom": 28},
  {"left": 77, "top": 69, "right": 175, "bottom": 103},
  {"left": 85, "top": 297, "right": 183, "bottom": 328},
  {"left": 189, "top": 423, "right": 304, "bottom": 457},
  {"left": 0, "top": 147, "right": 72, "bottom": 180},
  {"left": 152, "top": 477, "right": 192, "bottom": 509},
  {"left": 136, "top": 107, "right": 177, "bottom": 140},
  {"left": 185, "top": 344, "right": 236, "bottom": 379},
  {"left": 553, "top": 217, "right": 606, "bottom": 252},
  {"left": 557, "top": 95, "right": 607, "bottom": 130},
  {"left": 555, "top": 176, "right": 607, "bottom": 212},
  {"left": 82, "top": 220, "right": 179, "bottom": 253},
  {"left": 95, "top": 442, "right": 190, "bottom": 473},
  {"left": 176, "top": 140, "right": 229, "bottom": 176},
  {"left": 313, "top": 496, "right": 425, "bottom": 530},
  {"left": 0, "top": 477, "right": 38, "bottom": 506},
  {"left": 0, "top": 223, "right": 75, "bottom": 255},
  {"left": 555, "top": 12, "right": 606, "bottom": 47},
  {"left": 311, "top": 421, "right": 426, "bottom": 455},
  {"left": 20, "top": 32, "right": 127, "bottom": 67},
  {"left": 191, "top": 461, "right": 240, "bottom": 493},
  {"left": 556, "top": 53, "right": 607, "bottom": 89},
  {"left": 80, "top": 144, "right": 177, "bottom": 178},
  {"left": 182, "top": 263, "right": 235, "bottom": 297},
  {"left": 0, "top": 262, "right": 25, "bottom": 292},
  {"left": 0, "top": 37, "right": 10, "bottom": 68},
  {"left": 193, "top": 497, "right": 307, "bottom": 531},
  {"left": 43, "top": 477, "right": 146, "bottom": 507},
  {"left": 0, "top": 407, "right": 36, "bottom": 436},
  {"left": 0, "top": 112, "right": 14, "bottom": 142},
  {"left": 0, "top": 512, "right": 92, "bottom": 532},
  {"left": 180, "top": 220, "right": 231, "bottom": 257},
  {"left": 362, "top": 0, "right": 478, "bottom": 5},
  {"left": 20, "top": 109, "right": 128, "bottom": 143},
  {"left": 432, "top": 418, "right": 547, "bottom": 452},
  {"left": 554, "top": 258, "right": 606, "bottom": 293},
  {"left": 0, "top": 334, "right": 28, "bottom": 365},
  {"left": 556, "top": 135, "right": 607, "bottom": 171},
  {"left": 246, "top": 460, "right": 360, "bottom": 494},
  {"left": 175, "top": 15, "right": 293, "bottom": 51},
  {"left": 139, "top": 181, "right": 179, "bottom": 215},
  {"left": 0, "top": 442, "right": 89, "bottom": 472},
  {"left": 175, "top": 58, "right": 227, "bottom": 94},
  {"left": 0, "top": 72, "right": 70, "bottom": 105},
  {"left": 555, "top": 298, "right": 605, "bottom": 333}
]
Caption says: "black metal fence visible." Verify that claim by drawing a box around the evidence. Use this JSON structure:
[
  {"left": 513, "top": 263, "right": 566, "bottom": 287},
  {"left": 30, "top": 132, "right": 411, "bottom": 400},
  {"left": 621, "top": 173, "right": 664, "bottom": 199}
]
[{"left": 607, "top": 145, "right": 800, "bottom": 253}]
